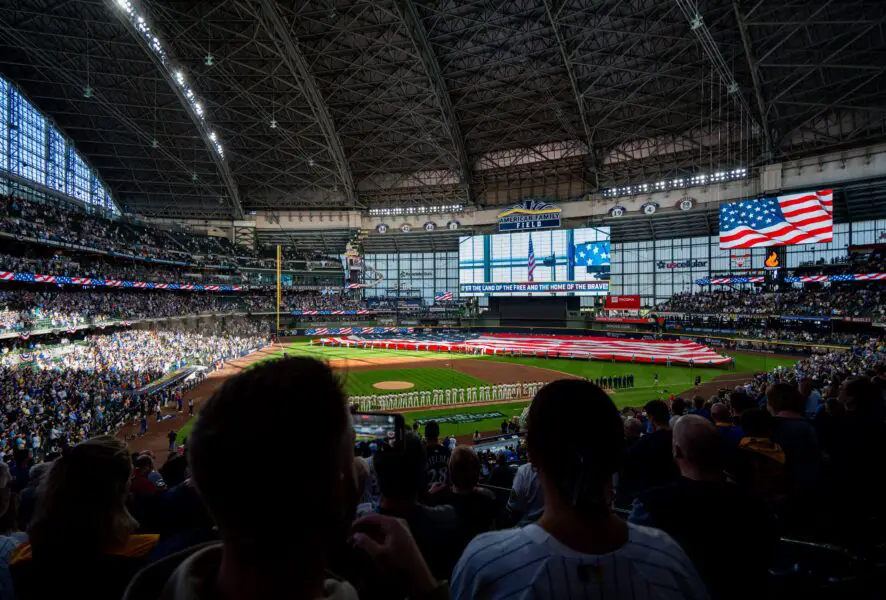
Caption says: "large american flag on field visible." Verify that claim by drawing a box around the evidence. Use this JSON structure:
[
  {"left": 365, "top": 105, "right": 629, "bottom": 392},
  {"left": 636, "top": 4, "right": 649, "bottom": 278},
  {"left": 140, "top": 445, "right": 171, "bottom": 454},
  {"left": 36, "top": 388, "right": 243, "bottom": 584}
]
[
  {"left": 317, "top": 333, "right": 731, "bottom": 365},
  {"left": 527, "top": 235, "right": 536, "bottom": 282},
  {"left": 719, "top": 189, "right": 833, "bottom": 249}
]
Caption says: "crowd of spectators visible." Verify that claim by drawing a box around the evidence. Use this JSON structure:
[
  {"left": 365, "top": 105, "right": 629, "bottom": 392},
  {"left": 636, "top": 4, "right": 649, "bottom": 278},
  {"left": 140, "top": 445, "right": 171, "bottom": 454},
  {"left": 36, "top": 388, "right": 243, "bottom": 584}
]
[
  {"left": 798, "top": 248, "right": 886, "bottom": 274},
  {"left": 0, "top": 195, "right": 264, "bottom": 267},
  {"left": 0, "top": 322, "right": 268, "bottom": 463},
  {"left": 0, "top": 336, "right": 879, "bottom": 599},
  {"left": 0, "top": 195, "right": 343, "bottom": 273},
  {"left": 0, "top": 291, "right": 243, "bottom": 333},
  {"left": 658, "top": 287, "right": 886, "bottom": 321},
  {"left": 0, "top": 252, "right": 246, "bottom": 285},
  {"left": 0, "top": 289, "right": 372, "bottom": 334}
]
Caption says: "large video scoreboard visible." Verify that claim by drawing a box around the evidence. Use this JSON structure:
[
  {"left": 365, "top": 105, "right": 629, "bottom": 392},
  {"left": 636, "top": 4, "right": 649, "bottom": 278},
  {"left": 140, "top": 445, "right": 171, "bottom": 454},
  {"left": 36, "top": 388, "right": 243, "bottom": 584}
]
[{"left": 458, "top": 227, "right": 611, "bottom": 297}]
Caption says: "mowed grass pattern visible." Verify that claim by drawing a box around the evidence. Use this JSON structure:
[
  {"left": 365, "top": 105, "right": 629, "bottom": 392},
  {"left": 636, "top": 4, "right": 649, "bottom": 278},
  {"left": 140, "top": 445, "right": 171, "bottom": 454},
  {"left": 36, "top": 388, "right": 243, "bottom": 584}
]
[
  {"left": 178, "top": 340, "right": 799, "bottom": 440},
  {"left": 340, "top": 367, "right": 490, "bottom": 397}
]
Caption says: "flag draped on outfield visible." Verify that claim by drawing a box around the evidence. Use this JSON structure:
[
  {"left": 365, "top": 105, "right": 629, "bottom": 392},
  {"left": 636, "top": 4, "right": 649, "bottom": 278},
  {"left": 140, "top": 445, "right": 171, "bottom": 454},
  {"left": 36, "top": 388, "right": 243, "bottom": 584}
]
[
  {"left": 434, "top": 291, "right": 453, "bottom": 301},
  {"left": 316, "top": 333, "right": 731, "bottom": 365},
  {"left": 527, "top": 235, "right": 536, "bottom": 282},
  {"left": 719, "top": 190, "right": 833, "bottom": 249}
]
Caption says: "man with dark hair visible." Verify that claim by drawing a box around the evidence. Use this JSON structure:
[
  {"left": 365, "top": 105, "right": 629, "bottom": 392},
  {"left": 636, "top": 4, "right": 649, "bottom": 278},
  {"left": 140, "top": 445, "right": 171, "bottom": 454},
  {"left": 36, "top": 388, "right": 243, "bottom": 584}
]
[
  {"left": 375, "top": 432, "right": 463, "bottom": 580},
  {"left": 688, "top": 395, "right": 711, "bottom": 421},
  {"left": 428, "top": 445, "right": 496, "bottom": 541},
  {"left": 711, "top": 402, "right": 743, "bottom": 449},
  {"left": 124, "top": 357, "right": 443, "bottom": 600},
  {"left": 424, "top": 420, "right": 451, "bottom": 486},
  {"left": 767, "top": 382, "right": 822, "bottom": 531},
  {"left": 487, "top": 452, "right": 514, "bottom": 488},
  {"left": 671, "top": 397, "right": 688, "bottom": 421},
  {"left": 630, "top": 415, "right": 777, "bottom": 600},
  {"left": 728, "top": 390, "right": 753, "bottom": 420},
  {"left": 619, "top": 399, "right": 679, "bottom": 503},
  {"left": 452, "top": 380, "right": 706, "bottom": 600}
]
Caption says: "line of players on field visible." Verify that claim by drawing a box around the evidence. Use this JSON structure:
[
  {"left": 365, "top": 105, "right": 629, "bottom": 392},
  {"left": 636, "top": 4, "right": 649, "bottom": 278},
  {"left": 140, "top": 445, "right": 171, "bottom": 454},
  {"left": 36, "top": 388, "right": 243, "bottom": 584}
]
[
  {"left": 594, "top": 374, "right": 635, "bottom": 390},
  {"left": 350, "top": 381, "right": 545, "bottom": 411}
]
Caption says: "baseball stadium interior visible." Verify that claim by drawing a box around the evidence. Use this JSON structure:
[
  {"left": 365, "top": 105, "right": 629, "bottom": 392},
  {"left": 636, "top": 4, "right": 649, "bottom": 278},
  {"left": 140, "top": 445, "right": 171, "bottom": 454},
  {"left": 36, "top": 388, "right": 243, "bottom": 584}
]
[{"left": 0, "top": 0, "right": 885, "bottom": 598}]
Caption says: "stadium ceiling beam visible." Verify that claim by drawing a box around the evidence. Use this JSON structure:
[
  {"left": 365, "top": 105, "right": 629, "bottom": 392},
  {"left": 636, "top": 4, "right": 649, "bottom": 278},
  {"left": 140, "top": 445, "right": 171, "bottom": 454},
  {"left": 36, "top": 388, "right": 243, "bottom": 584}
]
[
  {"left": 253, "top": 0, "right": 360, "bottom": 209},
  {"left": 392, "top": 0, "right": 475, "bottom": 206},
  {"left": 732, "top": 0, "right": 772, "bottom": 160},
  {"left": 674, "top": 0, "right": 769, "bottom": 162},
  {"left": 0, "top": 22, "right": 221, "bottom": 208},
  {"left": 541, "top": 0, "right": 599, "bottom": 190},
  {"left": 108, "top": 0, "right": 245, "bottom": 220}
]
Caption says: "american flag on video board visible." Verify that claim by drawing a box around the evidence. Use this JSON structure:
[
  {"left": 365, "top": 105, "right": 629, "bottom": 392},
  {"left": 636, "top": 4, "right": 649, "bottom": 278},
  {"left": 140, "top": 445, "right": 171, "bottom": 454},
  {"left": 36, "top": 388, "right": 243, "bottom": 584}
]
[
  {"left": 719, "top": 189, "right": 833, "bottom": 249},
  {"left": 527, "top": 235, "right": 536, "bottom": 282}
]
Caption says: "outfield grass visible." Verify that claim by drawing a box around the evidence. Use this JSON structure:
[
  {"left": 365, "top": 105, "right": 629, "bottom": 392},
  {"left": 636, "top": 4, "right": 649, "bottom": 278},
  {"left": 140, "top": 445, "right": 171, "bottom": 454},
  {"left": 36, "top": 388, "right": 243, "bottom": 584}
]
[
  {"left": 340, "top": 367, "right": 490, "bottom": 396},
  {"left": 402, "top": 401, "right": 531, "bottom": 438},
  {"left": 264, "top": 341, "right": 442, "bottom": 362}
]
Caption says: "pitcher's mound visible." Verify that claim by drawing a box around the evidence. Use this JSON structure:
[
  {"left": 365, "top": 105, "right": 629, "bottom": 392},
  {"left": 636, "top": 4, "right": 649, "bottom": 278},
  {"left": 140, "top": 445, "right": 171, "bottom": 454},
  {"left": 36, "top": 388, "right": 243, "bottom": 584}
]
[{"left": 373, "top": 381, "right": 416, "bottom": 390}]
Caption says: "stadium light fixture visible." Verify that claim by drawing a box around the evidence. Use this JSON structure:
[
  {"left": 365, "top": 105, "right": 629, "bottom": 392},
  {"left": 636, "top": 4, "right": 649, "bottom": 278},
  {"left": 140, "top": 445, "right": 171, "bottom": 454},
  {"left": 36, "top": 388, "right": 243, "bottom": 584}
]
[
  {"left": 115, "top": 1, "right": 227, "bottom": 161},
  {"left": 368, "top": 204, "right": 464, "bottom": 217},
  {"left": 601, "top": 166, "right": 747, "bottom": 198}
]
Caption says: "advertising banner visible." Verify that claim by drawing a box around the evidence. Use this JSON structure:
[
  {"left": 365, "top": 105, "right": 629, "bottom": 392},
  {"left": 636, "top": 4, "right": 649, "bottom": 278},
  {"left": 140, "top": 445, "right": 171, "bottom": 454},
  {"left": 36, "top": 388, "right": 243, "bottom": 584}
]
[
  {"left": 605, "top": 295, "right": 641, "bottom": 310},
  {"left": 460, "top": 281, "right": 608, "bottom": 294}
]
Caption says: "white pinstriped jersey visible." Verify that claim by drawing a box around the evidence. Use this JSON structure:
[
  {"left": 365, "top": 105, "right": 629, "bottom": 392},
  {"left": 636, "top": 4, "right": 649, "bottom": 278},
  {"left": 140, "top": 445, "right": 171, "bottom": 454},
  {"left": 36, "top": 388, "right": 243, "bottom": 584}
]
[{"left": 451, "top": 522, "right": 709, "bottom": 600}]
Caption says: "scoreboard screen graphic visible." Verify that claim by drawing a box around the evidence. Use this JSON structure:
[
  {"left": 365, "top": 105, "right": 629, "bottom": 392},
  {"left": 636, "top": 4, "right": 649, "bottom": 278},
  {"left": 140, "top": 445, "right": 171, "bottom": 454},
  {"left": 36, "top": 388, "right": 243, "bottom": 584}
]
[{"left": 459, "top": 227, "right": 611, "bottom": 297}]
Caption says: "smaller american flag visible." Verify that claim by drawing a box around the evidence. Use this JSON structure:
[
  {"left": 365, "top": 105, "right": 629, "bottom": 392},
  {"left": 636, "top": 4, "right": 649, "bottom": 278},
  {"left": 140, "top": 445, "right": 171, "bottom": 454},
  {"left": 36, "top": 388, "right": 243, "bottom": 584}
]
[
  {"left": 435, "top": 291, "right": 453, "bottom": 301},
  {"left": 527, "top": 235, "right": 536, "bottom": 282}
]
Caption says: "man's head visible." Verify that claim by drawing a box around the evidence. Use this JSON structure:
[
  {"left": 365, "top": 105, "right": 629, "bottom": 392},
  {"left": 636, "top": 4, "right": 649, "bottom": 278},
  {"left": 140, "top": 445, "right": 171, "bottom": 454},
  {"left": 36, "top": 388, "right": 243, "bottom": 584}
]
[
  {"left": 527, "top": 380, "right": 623, "bottom": 512},
  {"left": 671, "top": 397, "right": 687, "bottom": 416},
  {"left": 766, "top": 383, "right": 805, "bottom": 415},
  {"left": 449, "top": 445, "right": 481, "bottom": 491},
  {"left": 624, "top": 417, "right": 643, "bottom": 440},
  {"left": 739, "top": 408, "right": 771, "bottom": 438},
  {"left": 839, "top": 376, "right": 880, "bottom": 413},
  {"left": 424, "top": 420, "right": 440, "bottom": 442},
  {"left": 189, "top": 357, "right": 351, "bottom": 562},
  {"left": 672, "top": 415, "right": 723, "bottom": 479},
  {"left": 728, "top": 390, "right": 753, "bottom": 416},
  {"left": 644, "top": 400, "right": 671, "bottom": 429},
  {"left": 798, "top": 378, "right": 814, "bottom": 397},
  {"left": 373, "top": 433, "right": 426, "bottom": 502},
  {"left": 710, "top": 402, "right": 730, "bottom": 424},
  {"left": 133, "top": 454, "right": 153, "bottom": 475},
  {"left": 692, "top": 395, "right": 705, "bottom": 411}
]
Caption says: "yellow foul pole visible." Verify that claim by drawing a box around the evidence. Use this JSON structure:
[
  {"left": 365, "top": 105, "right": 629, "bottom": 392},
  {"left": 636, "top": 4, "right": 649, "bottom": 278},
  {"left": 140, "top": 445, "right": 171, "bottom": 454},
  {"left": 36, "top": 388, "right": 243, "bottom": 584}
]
[{"left": 276, "top": 244, "right": 282, "bottom": 335}]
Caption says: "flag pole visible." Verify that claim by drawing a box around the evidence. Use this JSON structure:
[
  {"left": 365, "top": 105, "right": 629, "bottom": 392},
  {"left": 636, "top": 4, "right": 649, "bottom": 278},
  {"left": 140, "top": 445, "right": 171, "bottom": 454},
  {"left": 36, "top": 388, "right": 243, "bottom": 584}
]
[{"left": 276, "top": 244, "right": 282, "bottom": 336}]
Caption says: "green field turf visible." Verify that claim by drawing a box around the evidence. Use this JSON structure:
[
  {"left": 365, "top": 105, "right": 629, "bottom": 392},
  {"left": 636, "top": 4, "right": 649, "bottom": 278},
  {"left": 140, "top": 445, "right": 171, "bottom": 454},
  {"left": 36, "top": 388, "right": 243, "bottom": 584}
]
[
  {"left": 340, "top": 367, "right": 490, "bottom": 396},
  {"left": 177, "top": 341, "right": 799, "bottom": 441},
  {"left": 264, "top": 341, "right": 442, "bottom": 362},
  {"left": 402, "top": 401, "right": 531, "bottom": 438}
]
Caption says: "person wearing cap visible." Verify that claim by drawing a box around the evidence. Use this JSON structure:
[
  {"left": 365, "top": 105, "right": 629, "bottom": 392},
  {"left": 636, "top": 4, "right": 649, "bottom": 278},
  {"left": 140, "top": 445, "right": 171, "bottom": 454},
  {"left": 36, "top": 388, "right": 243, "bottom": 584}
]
[{"left": 452, "top": 380, "right": 708, "bottom": 600}]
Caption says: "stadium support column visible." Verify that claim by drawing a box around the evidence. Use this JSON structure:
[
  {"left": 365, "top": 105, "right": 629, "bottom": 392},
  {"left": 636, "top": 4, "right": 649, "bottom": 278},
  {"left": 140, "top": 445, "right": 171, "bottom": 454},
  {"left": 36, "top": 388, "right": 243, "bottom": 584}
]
[{"left": 276, "top": 245, "right": 282, "bottom": 335}]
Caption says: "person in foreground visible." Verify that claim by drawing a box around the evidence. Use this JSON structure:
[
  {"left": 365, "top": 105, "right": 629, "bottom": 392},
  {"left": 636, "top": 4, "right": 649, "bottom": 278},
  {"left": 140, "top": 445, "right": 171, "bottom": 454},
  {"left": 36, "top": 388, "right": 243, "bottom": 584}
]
[
  {"left": 629, "top": 415, "right": 777, "bottom": 600},
  {"left": 11, "top": 436, "right": 160, "bottom": 600},
  {"left": 451, "top": 379, "right": 709, "bottom": 600},
  {"left": 123, "top": 357, "right": 447, "bottom": 600}
]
